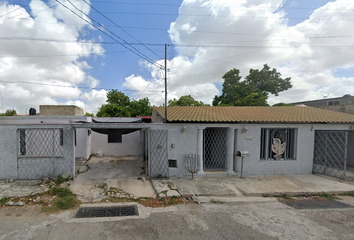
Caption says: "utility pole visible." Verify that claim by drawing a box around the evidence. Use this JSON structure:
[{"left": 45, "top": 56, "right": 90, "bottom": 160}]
[{"left": 164, "top": 43, "right": 168, "bottom": 123}]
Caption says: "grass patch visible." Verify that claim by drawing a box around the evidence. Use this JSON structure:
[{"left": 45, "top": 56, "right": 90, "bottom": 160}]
[
  {"left": 315, "top": 193, "right": 340, "bottom": 200},
  {"left": 339, "top": 191, "right": 354, "bottom": 197},
  {"left": 42, "top": 196, "right": 79, "bottom": 212},
  {"left": 262, "top": 194, "right": 272, "bottom": 198},
  {"left": 50, "top": 187, "right": 73, "bottom": 197},
  {"left": 0, "top": 197, "right": 9, "bottom": 205},
  {"left": 278, "top": 194, "right": 292, "bottom": 199}
]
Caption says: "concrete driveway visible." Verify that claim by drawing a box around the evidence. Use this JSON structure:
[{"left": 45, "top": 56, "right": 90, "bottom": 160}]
[{"left": 70, "top": 156, "right": 156, "bottom": 202}]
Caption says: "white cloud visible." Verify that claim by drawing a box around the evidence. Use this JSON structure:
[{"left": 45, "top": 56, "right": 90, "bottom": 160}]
[
  {"left": 123, "top": 0, "right": 354, "bottom": 107},
  {"left": 0, "top": 0, "right": 105, "bottom": 114}
]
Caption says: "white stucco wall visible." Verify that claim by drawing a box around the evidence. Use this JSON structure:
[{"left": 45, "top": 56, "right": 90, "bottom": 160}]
[
  {"left": 90, "top": 130, "right": 142, "bottom": 156},
  {"left": 150, "top": 123, "right": 353, "bottom": 177}
]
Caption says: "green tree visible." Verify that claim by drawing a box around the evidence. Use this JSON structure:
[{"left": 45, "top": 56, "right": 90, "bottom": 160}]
[
  {"left": 0, "top": 109, "right": 17, "bottom": 116},
  {"left": 272, "top": 102, "right": 292, "bottom": 106},
  {"left": 85, "top": 112, "right": 94, "bottom": 117},
  {"left": 213, "top": 64, "right": 292, "bottom": 106},
  {"left": 130, "top": 98, "right": 152, "bottom": 117},
  {"left": 96, "top": 90, "right": 152, "bottom": 117},
  {"left": 168, "top": 95, "right": 210, "bottom": 106}
]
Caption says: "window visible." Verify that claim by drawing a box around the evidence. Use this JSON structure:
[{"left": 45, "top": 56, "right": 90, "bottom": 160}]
[
  {"left": 108, "top": 134, "right": 122, "bottom": 143},
  {"left": 260, "top": 128, "right": 297, "bottom": 160},
  {"left": 328, "top": 101, "right": 333, "bottom": 106},
  {"left": 168, "top": 159, "right": 177, "bottom": 168},
  {"left": 60, "top": 129, "right": 63, "bottom": 146},
  {"left": 334, "top": 101, "right": 340, "bottom": 106},
  {"left": 20, "top": 130, "right": 26, "bottom": 155}
]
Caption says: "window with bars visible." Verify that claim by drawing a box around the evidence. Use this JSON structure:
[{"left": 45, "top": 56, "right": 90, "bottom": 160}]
[
  {"left": 108, "top": 134, "right": 122, "bottom": 143},
  {"left": 260, "top": 128, "right": 297, "bottom": 160}
]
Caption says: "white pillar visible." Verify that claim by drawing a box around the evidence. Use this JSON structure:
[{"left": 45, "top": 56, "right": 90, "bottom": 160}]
[
  {"left": 197, "top": 128, "right": 206, "bottom": 176},
  {"left": 226, "top": 128, "right": 236, "bottom": 175}
]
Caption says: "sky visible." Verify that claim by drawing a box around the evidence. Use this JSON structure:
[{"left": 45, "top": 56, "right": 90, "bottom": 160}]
[{"left": 1, "top": 0, "right": 354, "bottom": 115}]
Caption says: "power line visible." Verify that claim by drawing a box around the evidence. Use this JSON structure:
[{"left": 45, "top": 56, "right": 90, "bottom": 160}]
[
  {"left": 54, "top": 0, "right": 164, "bottom": 69},
  {"left": 82, "top": 0, "right": 163, "bottom": 59},
  {"left": 0, "top": 80, "right": 161, "bottom": 93}
]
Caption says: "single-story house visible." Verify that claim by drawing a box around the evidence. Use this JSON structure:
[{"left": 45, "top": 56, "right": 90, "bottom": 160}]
[
  {"left": 0, "top": 115, "right": 146, "bottom": 180},
  {"left": 149, "top": 106, "right": 354, "bottom": 179}
]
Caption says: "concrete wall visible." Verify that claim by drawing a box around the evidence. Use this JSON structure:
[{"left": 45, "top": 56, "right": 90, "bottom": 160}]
[
  {"left": 90, "top": 130, "right": 142, "bottom": 156},
  {"left": 0, "top": 125, "right": 75, "bottom": 180},
  {"left": 0, "top": 126, "right": 18, "bottom": 179},
  {"left": 150, "top": 123, "right": 352, "bottom": 177},
  {"left": 39, "top": 105, "right": 84, "bottom": 116}
]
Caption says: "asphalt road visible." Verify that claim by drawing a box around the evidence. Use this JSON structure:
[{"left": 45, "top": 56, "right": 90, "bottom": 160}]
[{"left": 1, "top": 199, "right": 354, "bottom": 240}]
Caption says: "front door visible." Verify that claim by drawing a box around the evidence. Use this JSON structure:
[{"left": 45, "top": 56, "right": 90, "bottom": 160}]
[{"left": 203, "top": 128, "right": 227, "bottom": 170}]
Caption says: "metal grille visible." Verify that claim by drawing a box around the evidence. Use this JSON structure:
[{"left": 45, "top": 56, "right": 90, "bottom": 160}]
[
  {"left": 313, "top": 131, "right": 347, "bottom": 179},
  {"left": 260, "top": 128, "right": 296, "bottom": 160},
  {"left": 19, "top": 129, "right": 64, "bottom": 158},
  {"left": 148, "top": 130, "right": 168, "bottom": 178},
  {"left": 204, "top": 128, "right": 227, "bottom": 170},
  {"left": 76, "top": 205, "right": 138, "bottom": 218},
  {"left": 17, "top": 128, "right": 74, "bottom": 180},
  {"left": 283, "top": 199, "right": 353, "bottom": 209}
]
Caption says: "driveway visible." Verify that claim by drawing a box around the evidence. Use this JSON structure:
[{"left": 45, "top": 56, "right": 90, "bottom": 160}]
[{"left": 70, "top": 156, "right": 156, "bottom": 202}]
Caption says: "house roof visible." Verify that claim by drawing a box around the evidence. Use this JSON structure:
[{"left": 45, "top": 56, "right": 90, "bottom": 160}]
[{"left": 152, "top": 106, "right": 354, "bottom": 123}]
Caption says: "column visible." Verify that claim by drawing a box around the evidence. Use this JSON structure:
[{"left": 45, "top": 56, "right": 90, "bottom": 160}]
[
  {"left": 197, "top": 128, "right": 206, "bottom": 176},
  {"left": 226, "top": 128, "right": 236, "bottom": 175}
]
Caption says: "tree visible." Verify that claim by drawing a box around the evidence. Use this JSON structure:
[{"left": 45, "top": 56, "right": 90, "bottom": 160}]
[
  {"left": 0, "top": 109, "right": 17, "bottom": 116},
  {"left": 168, "top": 95, "right": 210, "bottom": 106},
  {"left": 96, "top": 90, "right": 152, "bottom": 117},
  {"left": 272, "top": 102, "right": 292, "bottom": 106},
  {"left": 130, "top": 98, "right": 152, "bottom": 117},
  {"left": 213, "top": 64, "right": 292, "bottom": 106},
  {"left": 85, "top": 112, "right": 94, "bottom": 117}
]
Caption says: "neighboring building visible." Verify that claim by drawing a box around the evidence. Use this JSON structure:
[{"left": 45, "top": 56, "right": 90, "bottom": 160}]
[
  {"left": 291, "top": 94, "right": 354, "bottom": 114},
  {"left": 40, "top": 105, "right": 84, "bottom": 116}
]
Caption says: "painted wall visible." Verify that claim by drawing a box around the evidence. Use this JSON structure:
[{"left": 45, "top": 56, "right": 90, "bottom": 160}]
[
  {"left": 0, "top": 126, "right": 18, "bottom": 179},
  {"left": 150, "top": 123, "right": 352, "bottom": 177},
  {"left": 90, "top": 130, "right": 142, "bottom": 156}
]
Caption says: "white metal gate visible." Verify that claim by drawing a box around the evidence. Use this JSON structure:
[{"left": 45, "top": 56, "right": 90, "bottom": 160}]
[
  {"left": 148, "top": 130, "right": 169, "bottom": 178},
  {"left": 313, "top": 131, "right": 348, "bottom": 179},
  {"left": 204, "top": 128, "right": 227, "bottom": 170}
]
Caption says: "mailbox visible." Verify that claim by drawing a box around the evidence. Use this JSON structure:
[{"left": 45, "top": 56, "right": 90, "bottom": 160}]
[{"left": 237, "top": 151, "right": 249, "bottom": 157}]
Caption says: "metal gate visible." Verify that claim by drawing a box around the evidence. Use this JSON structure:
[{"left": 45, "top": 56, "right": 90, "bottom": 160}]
[
  {"left": 17, "top": 128, "right": 73, "bottom": 180},
  {"left": 204, "top": 128, "right": 227, "bottom": 170},
  {"left": 148, "top": 130, "right": 169, "bottom": 178},
  {"left": 313, "top": 131, "right": 347, "bottom": 179}
]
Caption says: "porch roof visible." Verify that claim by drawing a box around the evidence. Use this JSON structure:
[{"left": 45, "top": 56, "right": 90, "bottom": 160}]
[{"left": 152, "top": 106, "right": 354, "bottom": 123}]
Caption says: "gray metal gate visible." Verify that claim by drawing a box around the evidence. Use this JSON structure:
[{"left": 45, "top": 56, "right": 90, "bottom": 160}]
[
  {"left": 148, "top": 130, "right": 169, "bottom": 178},
  {"left": 204, "top": 128, "right": 227, "bottom": 170},
  {"left": 313, "top": 131, "right": 347, "bottom": 179},
  {"left": 17, "top": 128, "right": 74, "bottom": 180}
]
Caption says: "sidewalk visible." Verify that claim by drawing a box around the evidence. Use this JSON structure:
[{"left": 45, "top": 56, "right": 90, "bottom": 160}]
[{"left": 151, "top": 174, "right": 354, "bottom": 199}]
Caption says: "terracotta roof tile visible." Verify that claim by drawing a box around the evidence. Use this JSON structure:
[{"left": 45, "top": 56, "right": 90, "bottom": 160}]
[{"left": 152, "top": 106, "right": 354, "bottom": 123}]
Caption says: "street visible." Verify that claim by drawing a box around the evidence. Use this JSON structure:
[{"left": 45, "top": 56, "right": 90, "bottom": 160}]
[{"left": 1, "top": 199, "right": 354, "bottom": 240}]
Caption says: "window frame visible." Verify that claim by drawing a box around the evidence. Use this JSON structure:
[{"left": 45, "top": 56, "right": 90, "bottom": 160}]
[{"left": 260, "top": 128, "right": 297, "bottom": 161}]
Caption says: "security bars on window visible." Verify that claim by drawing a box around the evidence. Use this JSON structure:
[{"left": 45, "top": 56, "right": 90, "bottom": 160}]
[
  {"left": 19, "top": 128, "right": 65, "bottom": 158},
  {"left": 260, "top": 128, "right": 297, "bottom": 160}
]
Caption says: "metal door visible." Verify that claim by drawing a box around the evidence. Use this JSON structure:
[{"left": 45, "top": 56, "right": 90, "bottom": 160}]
[
  {"left": 204, "top": 128, "right": 227, "bottom": 170},
  {"left": 313, "top": 131, "right": 347, "bottom": 179},
  {"left": 148, "top": 130, "right": 169, "bottom": 178}
]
